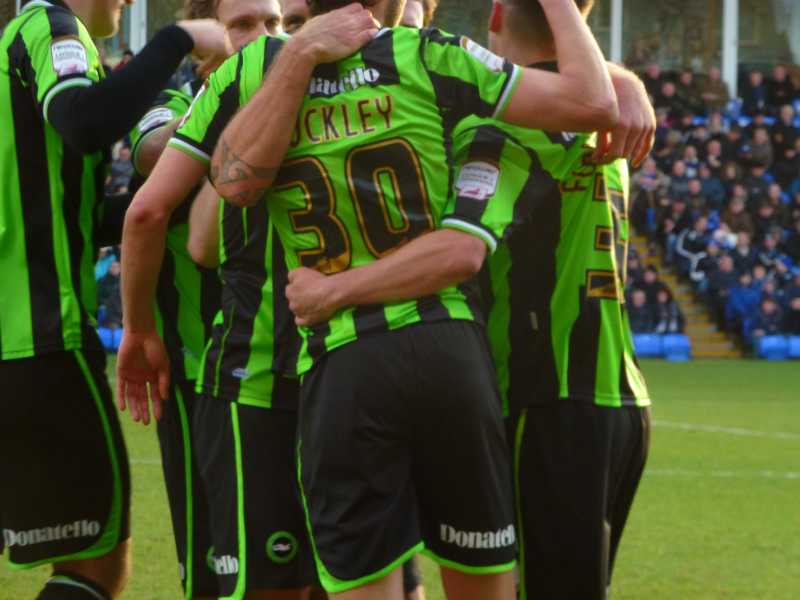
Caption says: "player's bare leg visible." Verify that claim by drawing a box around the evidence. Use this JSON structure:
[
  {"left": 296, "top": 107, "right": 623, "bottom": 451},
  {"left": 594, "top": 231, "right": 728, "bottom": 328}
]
[
  {"left": 54, "top": 539, "right": 132, "bottom": 599},
  {"left": 407, "top": 587, "right": 427, "bottom": 600},
  {"left": 440, "top": 568, "right": 516, "bottom": 600},
  {"left": 330, "top": 567, "right": 404, "bottom": 600},
  {"left": 245, "top": 588, "right": 312, "bottom": 599}
]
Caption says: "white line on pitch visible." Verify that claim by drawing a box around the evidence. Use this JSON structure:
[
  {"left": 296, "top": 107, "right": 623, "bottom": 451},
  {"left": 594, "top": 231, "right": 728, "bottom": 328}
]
[
  {"left": 130, "top": 458, "right": 162, "bottom": 465},
  {"left": 647, "top": 468, "right": 800, "bottom": 480},
  {"left": 652, "top": 420, "right": 800, "bottom": 441}
]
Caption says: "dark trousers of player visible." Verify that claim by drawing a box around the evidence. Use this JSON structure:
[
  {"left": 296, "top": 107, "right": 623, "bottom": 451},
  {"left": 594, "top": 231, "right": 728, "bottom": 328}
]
[
  {"left": 508, "top": 403, "right": 651, "bottom": 600},
  {"left": 156, "top": 379, "right": 218, "bottom": 599}
]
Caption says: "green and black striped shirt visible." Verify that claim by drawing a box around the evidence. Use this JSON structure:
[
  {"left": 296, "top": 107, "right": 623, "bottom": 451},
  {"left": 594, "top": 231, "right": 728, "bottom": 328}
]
[
  {"left": 129, "top": 80, "right": 221, "bottom": 383},
  {"left": 0, "top": 0, "right": 107, "bottom": 360},
  {"left": 196, "top": 201, "right": 301, "bottom": 408},
  {"left": 445, "top": 113, "right": 651, "bottom": 413},
  {"left": 172, "top": 28, "right": 521, "bottom": 374}
]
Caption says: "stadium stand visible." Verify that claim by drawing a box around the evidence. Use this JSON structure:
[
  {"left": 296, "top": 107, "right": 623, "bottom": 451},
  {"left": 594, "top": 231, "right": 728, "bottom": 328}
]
[{"left": 629, "top": 62, "right": 800, "bottom": 360}]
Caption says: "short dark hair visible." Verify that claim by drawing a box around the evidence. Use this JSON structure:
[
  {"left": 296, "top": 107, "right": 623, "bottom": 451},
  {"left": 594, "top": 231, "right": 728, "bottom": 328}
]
[
  {"left": 307, "top": 0, "right": 404, "bottom": 26},
  {"left": 183, "top": 0, "right": 218, "bottom": 20},
  {"left": 505, "top": 0, "right": 595, "bottom": 45},
  {"left": 307, "top": 0, "right": 379, "bottom": 16}
]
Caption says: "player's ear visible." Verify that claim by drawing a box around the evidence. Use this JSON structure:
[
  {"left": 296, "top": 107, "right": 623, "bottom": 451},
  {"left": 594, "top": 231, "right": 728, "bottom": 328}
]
[{"left": 489, "top": 1, "right": 503, "bottom": 34}]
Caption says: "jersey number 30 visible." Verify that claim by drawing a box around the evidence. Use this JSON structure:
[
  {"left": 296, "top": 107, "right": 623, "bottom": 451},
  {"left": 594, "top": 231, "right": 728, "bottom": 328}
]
[{"left": 274, "top": 138, "right": 434, "bottom": 274}]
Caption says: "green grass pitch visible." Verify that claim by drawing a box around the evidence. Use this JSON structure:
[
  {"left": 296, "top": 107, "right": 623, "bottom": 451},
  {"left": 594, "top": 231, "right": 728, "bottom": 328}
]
[{"left": 3, "top": 359, "right": 799, "bottom": 598}]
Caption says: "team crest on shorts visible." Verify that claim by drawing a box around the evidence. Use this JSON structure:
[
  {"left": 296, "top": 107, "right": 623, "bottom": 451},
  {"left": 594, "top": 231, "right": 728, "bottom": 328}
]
[{"left": 266, "top": 531, "right": 299, "bottom": 564}]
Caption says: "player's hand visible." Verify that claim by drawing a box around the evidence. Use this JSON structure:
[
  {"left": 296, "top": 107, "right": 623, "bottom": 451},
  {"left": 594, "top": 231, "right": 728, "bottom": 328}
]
[
  {"left": 116, "top": 330, "right": 171, "bottom": 426},
  {"left": 291, "top": 4, "right": 379, "bottom": 65},
  {"left": 177, "top": 19, "right": 230, "bottom": 63},
  {"left": 286, "top": 268, "right": 340, "bottom": 327},
  {"left": 591, "top": 70, "right": 655, "bottom": 167}
]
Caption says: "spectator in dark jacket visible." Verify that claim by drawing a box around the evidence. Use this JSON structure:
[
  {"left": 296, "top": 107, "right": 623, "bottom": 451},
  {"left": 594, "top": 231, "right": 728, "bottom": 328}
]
[
  {"left": 773, "top": 136, "right": 800, "bottom": 188},
  {"left": 721, "top": 126, "right": 747, "bottom": 163},
  {"left": 771, "top": 105, "right": 799, "bottom": 158},
  {"left": 767, "top": 65, "right": 797, "bottom": 110},
  {"left": 753, "top": 202, "right": 781, "bottom": 244},
  {"left": 628, "top": 289, "right": 655, "bottom": 334},
  {"left": 743, "top": 166, "right": 772, "bottom": 207},
  {"left": 640, "top": 266, "right": 669, "bottom": 305},
  {"left": 785, "top": 273, "right": 800, "bottom": 334},
  {"left": 655, "top": 81, "right": 692, "bottom": 120},
  {"left": 693, "top": 241, "right": 722, "bottom": 292},
  {"left": 662, "top": 197, "right": 693, "bottom": 260},
  {"left": 668, "top": 160, "right": 691, "bottom": 199},
  {"left": 698, "top": 163, "right": 726, "bottom": 209},
  {"left": 642, "top": 63, "right": 664, "bottom": 99},
  {"left": 757, "top": 233, "right": 788, "bottom": 272},
  {"left": 654, "top": 289, "right": 685, "bottom": 334},
  {"left": 676, "top": 216, "right": 709, "bottom": 275},
  {"left": 731, "top": 232, "right": 759, "bottom": 273},
  {"left": 684, "top": 178, "right": 709, "bottom": 212},
  {"left": 708, "top": 253, "right": 739, "bottom": 325},
  {"left": 783, "top": 219, "right": 800, "bottom": 262},
  {"left": 750, "top": 298, "right": 784, "bottom": 338},
  {"left": 741, "top": 70, "right": 769, "bottom": 116}
]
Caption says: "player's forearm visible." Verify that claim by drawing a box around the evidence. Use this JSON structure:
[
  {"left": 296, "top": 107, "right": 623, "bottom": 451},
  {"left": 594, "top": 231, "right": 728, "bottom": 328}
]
[
  {"left": 187, "top": 182, "right": 222, "bottom": 268},
  {"left": 210, "top": 37, "right": 316, "bottom": 207},
  {"left": 121, "top": 204, "right": 169, "bottom": 334},
  {"left": 506, "top": 0, "right": 617, "bottom": 132},
  {"left": 546, "top": 0, "right": 619, "bottom": 128},
  {"left": 330, "top": 230, "right": 486, "bottom": 309},
  {"left": 121, "top": 149, "right": 209, "bottom": 332}
]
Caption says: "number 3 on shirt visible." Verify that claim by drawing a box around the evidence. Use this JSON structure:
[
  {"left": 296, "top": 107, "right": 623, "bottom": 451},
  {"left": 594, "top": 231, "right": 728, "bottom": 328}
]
[{"left": 274, "top": 138, "right": 434, "bottom": 274}]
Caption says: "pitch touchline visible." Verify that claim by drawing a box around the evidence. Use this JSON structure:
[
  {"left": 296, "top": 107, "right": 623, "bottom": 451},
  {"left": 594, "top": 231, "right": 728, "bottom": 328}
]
[
  {"left": 652, "top": 420, "right": 800, "bottom": 441},
  {"left": 647, "top": 468, "right": 800, "bottom": 480}
]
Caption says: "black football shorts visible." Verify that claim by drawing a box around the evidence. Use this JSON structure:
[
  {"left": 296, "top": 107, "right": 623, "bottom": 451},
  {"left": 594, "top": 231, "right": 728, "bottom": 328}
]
[
  {"left": 298, "top": 321, "right": 516, "bottom": 594},
  {"left": 0, "top": 351, "right": 130, "bottom": 568},
  {"left": 193, "top": 380, "right": 315, "bottom": 596},
  {"left": 508, "top": 402, "right": 651, "bottom": 600}
]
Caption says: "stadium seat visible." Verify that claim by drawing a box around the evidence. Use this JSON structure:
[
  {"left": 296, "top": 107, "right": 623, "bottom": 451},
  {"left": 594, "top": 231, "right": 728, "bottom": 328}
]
[
  {"left": 97, "top": 327, "right": 115, "bottom": 351},
  {"left": 788, "top": 337, "right": 800, "bottom": 359},
  {"left": 634, "top": 334, "right": 664, "bottom": 358},
  {"left": 662, "top": 334, "right": 692, "bottom": 362},
  {"left": 755, "top": 336, "right": 790, "bottom": 361}
]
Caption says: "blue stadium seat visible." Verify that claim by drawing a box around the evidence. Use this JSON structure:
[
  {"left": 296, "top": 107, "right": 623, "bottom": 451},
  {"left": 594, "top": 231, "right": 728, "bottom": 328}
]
[
  {"left": 663, "top": 334, "right": 692, "bottom": 362},
  {"left": 97, "top": 327, "right": 115, "bottom": 351},
  {"left": 634, "top": 334, "right": 664, "bottom": 358},
  {"left": 788, "top": 337, "right": 800, "bottom": 359},
  {"left": 756, "top": 336, "right": 790, "bottom": 361}
]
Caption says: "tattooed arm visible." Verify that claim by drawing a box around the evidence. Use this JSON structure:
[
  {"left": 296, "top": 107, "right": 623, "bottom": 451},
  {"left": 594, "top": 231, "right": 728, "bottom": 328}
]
[{"left": 210, "top": 5, "right": 378, "bottom": 206}]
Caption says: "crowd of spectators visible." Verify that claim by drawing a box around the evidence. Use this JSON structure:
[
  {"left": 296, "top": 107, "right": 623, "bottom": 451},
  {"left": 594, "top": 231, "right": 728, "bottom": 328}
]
[{"left": 631, "top": 62, "right": 800, "bottom": 345}]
